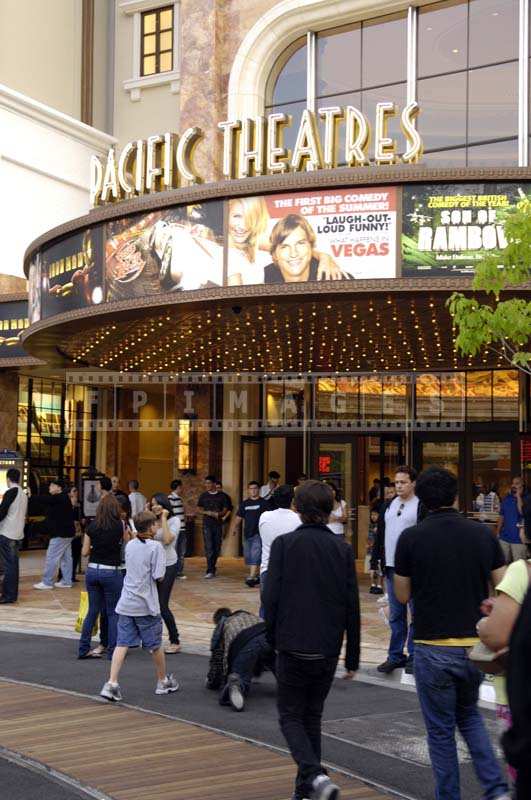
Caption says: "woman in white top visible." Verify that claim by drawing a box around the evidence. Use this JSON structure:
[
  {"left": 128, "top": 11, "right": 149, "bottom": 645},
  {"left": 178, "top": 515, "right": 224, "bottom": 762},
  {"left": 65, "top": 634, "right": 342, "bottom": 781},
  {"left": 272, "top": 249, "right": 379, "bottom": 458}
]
[
  {"left": 324, "top": 481, "right": 349, "bottom": 538},
  {"left": 150, "top": 493, "right": 181, "bottom": 654}
]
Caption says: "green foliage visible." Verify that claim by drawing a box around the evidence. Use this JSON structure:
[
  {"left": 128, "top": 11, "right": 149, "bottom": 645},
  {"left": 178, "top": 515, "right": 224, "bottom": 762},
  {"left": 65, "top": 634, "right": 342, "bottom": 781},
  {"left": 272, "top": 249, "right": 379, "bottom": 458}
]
[{"left": 448, "top": 197, "right": 531, "bottom": 373}]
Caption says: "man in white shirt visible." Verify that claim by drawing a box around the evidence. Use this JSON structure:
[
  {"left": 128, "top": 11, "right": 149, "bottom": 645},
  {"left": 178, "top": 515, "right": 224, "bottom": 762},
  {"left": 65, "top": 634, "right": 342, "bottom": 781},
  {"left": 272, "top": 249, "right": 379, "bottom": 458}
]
[
  {"left": 128, "top": 480, "right": 147, "bottom": 518},
  {"left": 0, "top": 468, "right": 28, "bottom": 604},
  {"left": 260, "top": 470, "right": 281, "bottom": 502},
  {"left": 375, "top": 466, "right": 426, "bottom": 675},
  {"left": 259, "top": 485, "right": 300, "bottom": 616}
]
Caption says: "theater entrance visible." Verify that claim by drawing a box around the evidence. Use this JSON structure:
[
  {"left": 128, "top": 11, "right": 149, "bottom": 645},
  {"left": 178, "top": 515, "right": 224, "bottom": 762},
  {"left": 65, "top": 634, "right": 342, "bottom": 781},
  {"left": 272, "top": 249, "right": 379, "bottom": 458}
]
[{"left": 311, "top": 434, "right": 405, "bottom": 558}]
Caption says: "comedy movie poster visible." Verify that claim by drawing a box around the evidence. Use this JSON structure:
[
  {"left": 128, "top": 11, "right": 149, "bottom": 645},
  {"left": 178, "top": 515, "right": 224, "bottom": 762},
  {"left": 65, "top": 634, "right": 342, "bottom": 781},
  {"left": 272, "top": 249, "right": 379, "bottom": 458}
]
[
  {"left": 225, "top": 188, "right": 397, "bottom": 286},
  {"left": 401, "top": 183, "right": 530, "bottom": 277}
]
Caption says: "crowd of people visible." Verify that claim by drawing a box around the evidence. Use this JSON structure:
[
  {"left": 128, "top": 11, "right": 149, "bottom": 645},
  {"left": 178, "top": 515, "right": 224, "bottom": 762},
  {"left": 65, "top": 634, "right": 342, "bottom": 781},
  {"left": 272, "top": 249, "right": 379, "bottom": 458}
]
[{"left": 1, "top": 464, "right": 531, "bottom": 799}]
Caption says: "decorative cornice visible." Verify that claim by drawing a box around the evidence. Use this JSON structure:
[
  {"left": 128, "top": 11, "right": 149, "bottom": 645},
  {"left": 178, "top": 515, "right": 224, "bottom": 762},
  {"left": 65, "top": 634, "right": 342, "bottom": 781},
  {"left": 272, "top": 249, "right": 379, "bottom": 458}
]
[
  {"left": 0, "top": 83, "right": 116, "bottom": 152},
  {"left": 0, "top": 293, "right": 28, "bottom": 304},
  {"left": 23, "top": 166, "right": 531, "bottom": 274}
]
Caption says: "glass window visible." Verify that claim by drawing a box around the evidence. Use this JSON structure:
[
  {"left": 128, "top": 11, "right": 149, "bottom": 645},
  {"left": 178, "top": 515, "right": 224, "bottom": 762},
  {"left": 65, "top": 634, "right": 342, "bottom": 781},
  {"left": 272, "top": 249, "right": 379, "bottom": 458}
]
[
  {"left": 362, "top": 14, "right": 407, "bottom": 88},
  {"left": 492, "top": 370, "right": 519, "bottom": 420},
  {"left": 270, "top": 40, "right": 307, "bottom": 105},
  {"left": 418, "top": 71, "right": 467, "bottom": 151},
  {"left": 315, "top": 377, "right": 359, "bottom": 420},
  {"left": 416, "top": 374, "right": 441, "bottom": 420},
  {"left": 361, "top": 82, "right": 407, "bottom": 148},
  {"left": 467, "top": 138, "right": 518, "bottom": 166},
  {"left": 265, "top": 100, "right": 306, "bottom": 155},
  {"left": 418, "top": 0, "right": 468, "bottom": 78},
  {"left": 360, "top": 376, "right": 383, "bottom": 419},
  {"left": 317, "top": 25, "right": 361, "bottom": 97},
  {"left": 141, "top": 6, "right": 173, "bottom": 77},
  {"left": 382, "top": 376, "right": 407, "bottom": 420},
  {"left": 422, "top": 441, "right": 460, "bottom": 475},
  {"left": 440, "top": 373, "right": 465, "bottom": 419},
  {"left": 468, "top": 62, "right": 518, "bottom": 143},
  {"left": 265, "top": 380, "right": 305, "bottom": 424},
  {"left": 421, "top": 148, "right": 467, "bottom": 166},
  {"left": 467, "top": 371, "right": 492, "bottom": 420},
  {"left": 472, "top": 441, "right": 512, "bottom": 509},
  {"left": 469, "top": 0, "right": 519, "bottom": 68},
  {"left": 317, "top": 91, "right": 361, "bottom": 166}
]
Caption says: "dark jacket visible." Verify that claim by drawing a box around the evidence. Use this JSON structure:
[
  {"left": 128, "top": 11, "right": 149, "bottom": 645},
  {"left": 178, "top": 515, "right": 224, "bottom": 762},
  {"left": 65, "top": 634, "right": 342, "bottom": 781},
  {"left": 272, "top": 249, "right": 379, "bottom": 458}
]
[
  {"left": 206, "top": 610, "right": 268, "bottom": 690},
  {"left": 370, "top": 497, "right": 427, "bottom": 571},
  {"left": 39, "top": 492, "right": 75, "bottom": 538},
  {"left": 503, "top": 585, "right": 531, "bottom": 769},
  {"left": 263, "top": 523, "right": 360, "bottom": 671}
]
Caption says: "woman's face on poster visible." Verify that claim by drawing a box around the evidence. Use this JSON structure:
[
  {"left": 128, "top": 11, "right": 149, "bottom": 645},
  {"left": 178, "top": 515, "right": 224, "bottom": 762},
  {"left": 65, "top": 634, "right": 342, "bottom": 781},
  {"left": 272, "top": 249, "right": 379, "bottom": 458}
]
[
  {"left": 228, "top": 201, "right": 251, "bottom": 245},
  {"left": 273, "top": 226, "right": 312, "bottom": 280}
]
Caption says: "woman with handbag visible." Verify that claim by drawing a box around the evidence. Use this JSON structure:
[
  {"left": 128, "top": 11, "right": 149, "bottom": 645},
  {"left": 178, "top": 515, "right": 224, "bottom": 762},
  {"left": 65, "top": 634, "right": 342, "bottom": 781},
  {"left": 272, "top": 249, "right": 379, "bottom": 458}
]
[{"left": 477, "top": 532, "right": 531, "bottom": 788}]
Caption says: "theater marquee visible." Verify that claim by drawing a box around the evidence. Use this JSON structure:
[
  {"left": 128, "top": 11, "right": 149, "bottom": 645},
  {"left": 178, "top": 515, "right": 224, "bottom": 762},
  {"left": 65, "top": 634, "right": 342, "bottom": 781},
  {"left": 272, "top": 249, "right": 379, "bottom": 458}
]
[{"left": 90, "top": 103, "right": 423, "bottom": 207}]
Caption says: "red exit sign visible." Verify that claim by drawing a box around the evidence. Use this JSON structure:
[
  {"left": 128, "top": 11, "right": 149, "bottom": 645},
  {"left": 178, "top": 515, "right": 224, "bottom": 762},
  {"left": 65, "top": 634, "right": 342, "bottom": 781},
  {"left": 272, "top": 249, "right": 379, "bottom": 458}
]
[{"left": 319, "top": 455, "right": 332, "bottom": 474}]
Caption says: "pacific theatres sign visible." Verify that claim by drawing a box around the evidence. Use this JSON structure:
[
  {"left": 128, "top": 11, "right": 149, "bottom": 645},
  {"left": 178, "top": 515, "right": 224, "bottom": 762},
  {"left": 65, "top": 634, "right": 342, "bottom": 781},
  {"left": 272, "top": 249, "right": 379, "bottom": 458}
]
[{"left": 90, "top": 103, "right": 423, "bottom": 207}]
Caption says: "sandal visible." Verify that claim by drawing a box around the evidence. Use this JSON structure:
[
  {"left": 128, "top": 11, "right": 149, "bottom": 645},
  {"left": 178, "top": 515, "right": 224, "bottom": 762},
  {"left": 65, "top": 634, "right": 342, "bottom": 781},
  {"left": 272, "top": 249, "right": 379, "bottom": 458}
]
[
  {"left": 164, "top": 644, "right": 181, "bottom": 654},
  {"left": 89, "top": 646, "right": 106, "bottom": 658}
]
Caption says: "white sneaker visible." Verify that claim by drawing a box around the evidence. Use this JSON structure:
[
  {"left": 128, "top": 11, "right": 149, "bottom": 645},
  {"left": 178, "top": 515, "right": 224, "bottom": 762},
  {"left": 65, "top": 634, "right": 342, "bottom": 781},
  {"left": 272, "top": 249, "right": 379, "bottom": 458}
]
[
  {"left": 310, "top": 774, "right": 340, "bottom": 800},
  {"left": 227, "top": 673, "right": 245, "bottom": 711},
  {"left": 100, "top": 681, "right": 122, "bottom": 702},
  {"left": 54, "top": 581, "right": 72, "bottom": 588},
  {"left": 377, "top": 593, "right": 389, "bottom": 605},
  {"left": 33, "top": 582, "right": 53, "bottom": 590},
  {"left": 155, "top": 674, "right": 180, "bottom": 695}
]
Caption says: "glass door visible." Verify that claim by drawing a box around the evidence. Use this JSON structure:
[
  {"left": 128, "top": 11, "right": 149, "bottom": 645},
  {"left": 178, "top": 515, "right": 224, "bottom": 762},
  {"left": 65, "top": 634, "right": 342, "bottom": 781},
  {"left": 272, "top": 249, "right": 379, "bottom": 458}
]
[{"left": 312, "top": 436, "right": 356, "bottom": 552}]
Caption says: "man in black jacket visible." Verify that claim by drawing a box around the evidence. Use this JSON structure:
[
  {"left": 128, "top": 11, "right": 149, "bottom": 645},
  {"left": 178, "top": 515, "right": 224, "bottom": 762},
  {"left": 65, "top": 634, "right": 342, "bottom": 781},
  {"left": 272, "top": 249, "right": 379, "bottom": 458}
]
[
  {"left": 33, "top": 479, "right": 75, "bottom": 590},
  {"left": 263, "top": 480, "right": 360, "bottom": 800}
]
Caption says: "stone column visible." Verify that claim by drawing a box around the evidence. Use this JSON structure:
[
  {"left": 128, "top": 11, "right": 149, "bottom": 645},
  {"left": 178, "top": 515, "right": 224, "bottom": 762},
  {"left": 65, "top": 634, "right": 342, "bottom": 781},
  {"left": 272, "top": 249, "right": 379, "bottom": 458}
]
[{"left": 0, "top": 370, "right": 19, "bottom": 450}]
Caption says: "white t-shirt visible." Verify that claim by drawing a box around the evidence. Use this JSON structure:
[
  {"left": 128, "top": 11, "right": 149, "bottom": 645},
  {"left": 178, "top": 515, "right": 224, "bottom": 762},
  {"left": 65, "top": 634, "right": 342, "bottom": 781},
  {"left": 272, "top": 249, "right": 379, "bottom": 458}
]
[
  {"left": 384, "top": 494, "right": 419, "bottom": 568},
  {"left": 129, "top": 491, "right": 147, "bottom": 517},
  {"left": 260, "top": 482, "right": 278, "bottom": 499},
  {"left": 328, "top": 500, "right": 347, "bottom": 536},
  {"left": 259, "top": 508, "right": 300, "bottom": 575},
  {"left": 153, "top": 516, "right": 180, "bottom": 567}
]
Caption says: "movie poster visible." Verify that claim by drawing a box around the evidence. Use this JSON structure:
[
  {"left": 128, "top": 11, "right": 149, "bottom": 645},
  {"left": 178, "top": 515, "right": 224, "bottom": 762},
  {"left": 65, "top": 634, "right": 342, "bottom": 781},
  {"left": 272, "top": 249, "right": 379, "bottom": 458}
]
[
  {"left": 401, "top": 183, "right": 530, "bottom": 277},
  {"left": 28, "top": 252, "right": 42, "bottom": 325},
  {"left": 0, "top": 300, "right": 29, "bottom": 359},
  {"left": 105, "top": 202, "right": 224, "bottom": 302},
  {"left": 40, "top": 227, "right": 105, "bottom": 318},
  {"left": 225, "top": 188, "right": 397, "bottom": 286}
]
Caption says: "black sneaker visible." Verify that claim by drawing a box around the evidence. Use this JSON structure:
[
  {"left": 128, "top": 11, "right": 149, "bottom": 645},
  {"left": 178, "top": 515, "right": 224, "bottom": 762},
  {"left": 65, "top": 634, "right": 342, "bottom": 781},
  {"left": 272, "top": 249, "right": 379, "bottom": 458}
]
[
  {"left": 369, "top": 585, "right": 377, "bottom": 594},
  {"left": 405, "top": 657, "right": 414, "bottom": 675},
  {"left": 373, "top": 586, "right": 384, "bottom": 595},
  {"left": 377, "top": 658, "right": 406, "bottom": 674},
  {"left": 227, "top": 673, "right": 245, "bottom": 711}
]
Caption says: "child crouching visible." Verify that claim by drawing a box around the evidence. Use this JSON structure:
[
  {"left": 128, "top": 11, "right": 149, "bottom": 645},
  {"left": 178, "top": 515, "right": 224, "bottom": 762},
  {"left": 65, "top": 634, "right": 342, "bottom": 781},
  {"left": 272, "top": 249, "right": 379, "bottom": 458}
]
[{"left": 100, "top": 510, "right": 179, "bottom": 702}]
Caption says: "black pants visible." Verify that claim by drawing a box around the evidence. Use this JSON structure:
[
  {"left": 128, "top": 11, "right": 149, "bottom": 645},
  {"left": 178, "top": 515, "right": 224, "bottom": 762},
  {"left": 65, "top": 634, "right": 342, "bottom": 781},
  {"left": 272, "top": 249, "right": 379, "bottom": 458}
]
[
  {"left": 276, "top": 652, "right": 338, "bottom": 797},
  {"left": 71, "top": 536, "right": 83, "bottom": 581},
  {"left": 0, "top": 535, "right": 19, "bottom": 602},
  {"left": 157, "top": 564, "right": 179, "bottom": 644},
  {"left": 203, "top": 524, "right": 222, "bottom": 575},
  {"left": 516, "top": 763, "right": 531, "bottom": 800}
]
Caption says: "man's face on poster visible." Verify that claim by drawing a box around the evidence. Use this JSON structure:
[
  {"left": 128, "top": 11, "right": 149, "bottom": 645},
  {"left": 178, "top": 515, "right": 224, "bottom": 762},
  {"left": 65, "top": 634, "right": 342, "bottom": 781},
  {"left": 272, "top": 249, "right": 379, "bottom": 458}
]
[{"left": 273, "top": 225, "right": 312, "bottom": 281}]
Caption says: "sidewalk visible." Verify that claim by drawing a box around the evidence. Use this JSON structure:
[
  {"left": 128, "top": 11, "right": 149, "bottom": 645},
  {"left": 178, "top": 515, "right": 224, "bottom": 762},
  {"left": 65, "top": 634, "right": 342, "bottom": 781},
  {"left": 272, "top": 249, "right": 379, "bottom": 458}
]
[
  {"left": 0, "top": 679, "right": 390, "bottom": 800},
  {"left": 0, "top": 552, "right": 390, "bottom": 665}
]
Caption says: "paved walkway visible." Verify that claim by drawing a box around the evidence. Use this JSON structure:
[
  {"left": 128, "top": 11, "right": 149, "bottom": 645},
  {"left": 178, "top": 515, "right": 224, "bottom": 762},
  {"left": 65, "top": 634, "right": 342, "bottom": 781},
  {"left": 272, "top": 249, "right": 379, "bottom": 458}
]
[
  {"left": 0, "top": 679, "right": 390, "bottom": 800},
  {"left": 0, "top": 552, "right": 389, "bottom": 665}
]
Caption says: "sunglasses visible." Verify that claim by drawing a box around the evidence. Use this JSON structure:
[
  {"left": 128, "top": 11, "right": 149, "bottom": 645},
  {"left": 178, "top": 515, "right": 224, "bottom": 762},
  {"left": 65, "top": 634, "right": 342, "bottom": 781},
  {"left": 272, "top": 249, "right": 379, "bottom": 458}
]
[{"left": 397, "top": 502, "right": 405, "bottom": 517}]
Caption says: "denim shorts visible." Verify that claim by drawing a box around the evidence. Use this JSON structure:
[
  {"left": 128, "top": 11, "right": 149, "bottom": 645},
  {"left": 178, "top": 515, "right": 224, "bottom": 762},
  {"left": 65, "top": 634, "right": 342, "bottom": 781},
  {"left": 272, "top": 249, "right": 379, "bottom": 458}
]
[
  {"left": 116, "top": 614, "right": 162, "bottom": 652},
  {"left": 243, "top": 534, "right": 262, "bottom": 566}
]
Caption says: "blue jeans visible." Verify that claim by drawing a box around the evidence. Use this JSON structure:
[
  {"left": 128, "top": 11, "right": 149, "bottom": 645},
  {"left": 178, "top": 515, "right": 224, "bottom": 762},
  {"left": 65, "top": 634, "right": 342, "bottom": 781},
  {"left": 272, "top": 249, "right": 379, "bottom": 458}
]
[
  {"left": 78, "top": 567, "right": 123, "bottom": 659},
  {"left": 42, "top": 537, "right": 73, "bottom": 586},
  {"left": 414, "top": 644, "right": 508, "bottom": 800},
  {"left": 386, "top": 567, "right": 414, "bottom": 662},
  {"left": 203, "top": 524, "right": 222, "bottom": 574},
  {"left": 0, "top": 535, "right": 20, "bottom": 601}
]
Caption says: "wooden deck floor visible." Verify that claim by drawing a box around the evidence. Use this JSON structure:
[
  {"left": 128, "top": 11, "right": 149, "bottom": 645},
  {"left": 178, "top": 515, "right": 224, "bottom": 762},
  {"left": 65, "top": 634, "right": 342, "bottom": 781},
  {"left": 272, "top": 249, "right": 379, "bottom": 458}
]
[{"left": 0, "top": 681, "right": 389, "bottom": 800}]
